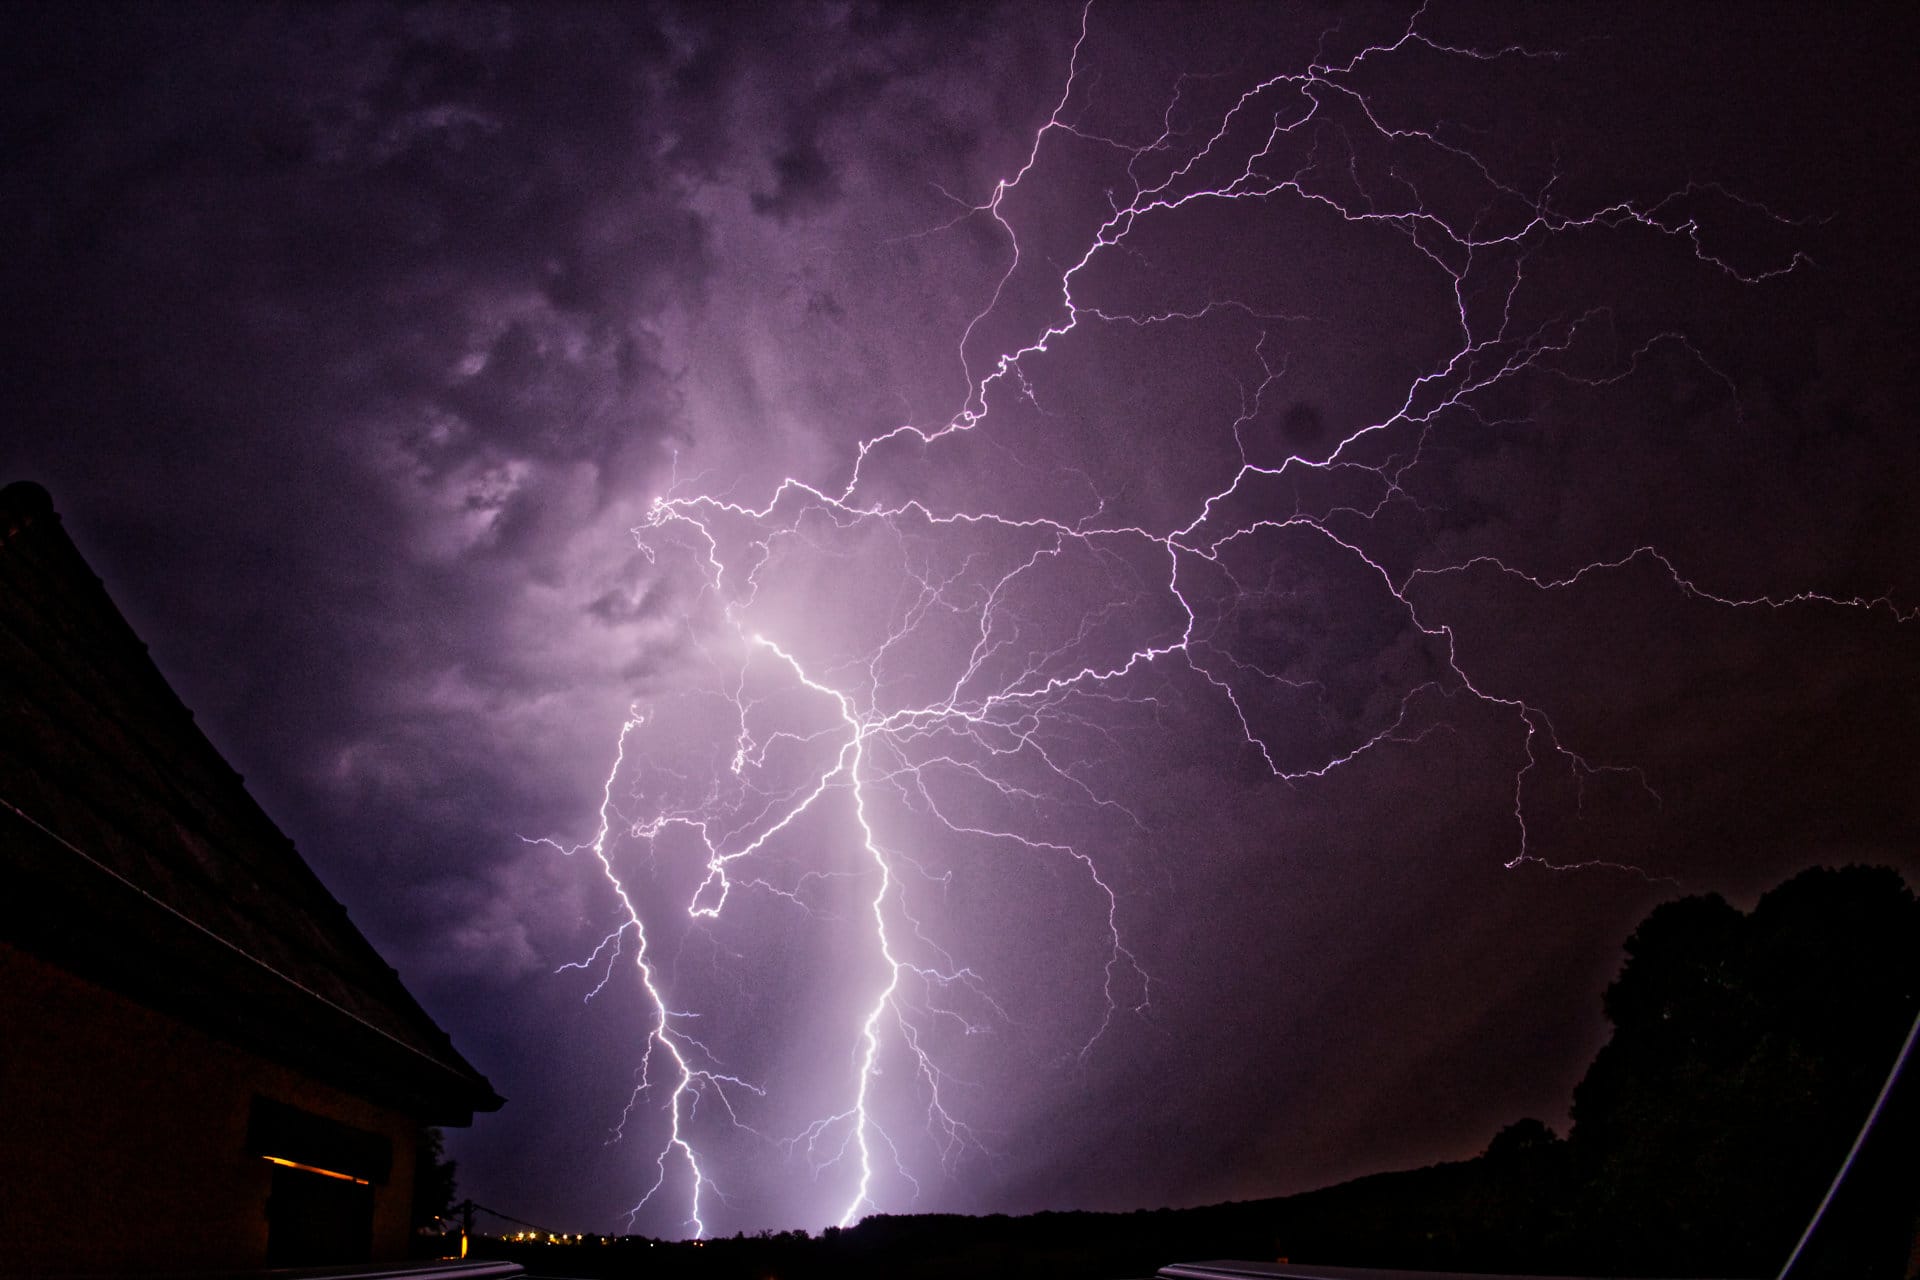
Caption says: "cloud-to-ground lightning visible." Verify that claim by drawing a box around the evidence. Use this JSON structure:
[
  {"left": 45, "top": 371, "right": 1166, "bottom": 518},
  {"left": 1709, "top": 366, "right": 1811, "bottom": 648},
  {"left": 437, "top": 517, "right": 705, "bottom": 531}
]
[{"left": 545, "top": 2, "right": 1904, "bottom": 1237}]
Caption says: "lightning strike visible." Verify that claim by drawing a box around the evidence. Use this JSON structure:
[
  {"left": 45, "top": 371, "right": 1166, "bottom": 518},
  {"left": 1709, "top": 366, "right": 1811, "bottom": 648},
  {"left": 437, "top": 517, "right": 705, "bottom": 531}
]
[{"left": 542, "top": 1, "right": 1902, "bottom": 1238}]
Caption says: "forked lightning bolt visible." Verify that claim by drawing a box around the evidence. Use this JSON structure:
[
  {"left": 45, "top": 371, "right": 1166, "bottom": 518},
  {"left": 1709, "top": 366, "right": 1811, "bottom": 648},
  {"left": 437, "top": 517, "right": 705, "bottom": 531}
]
[{"left": 544, "top": 1, "right": 1904, "bottom": 1237}]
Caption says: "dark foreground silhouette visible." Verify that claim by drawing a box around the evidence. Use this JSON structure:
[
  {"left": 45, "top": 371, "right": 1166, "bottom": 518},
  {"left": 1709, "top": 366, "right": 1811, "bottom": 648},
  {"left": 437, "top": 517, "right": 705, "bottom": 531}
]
[{"left": 475, "top": 865, "right": 1918, "bottom": 1279}]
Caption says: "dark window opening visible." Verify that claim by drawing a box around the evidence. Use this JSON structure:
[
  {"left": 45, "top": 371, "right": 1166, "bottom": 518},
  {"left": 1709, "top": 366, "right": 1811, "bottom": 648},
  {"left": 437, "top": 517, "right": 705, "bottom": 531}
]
[
  {"left": 247, "top": 1096, "right": 389, "bottom": 1266},
  {"left": 246, "top": 1096, "right": 391, "bottom": 1183},
  {"left": 265, "top": 1164, "right": 374, "bottom": 1266}
]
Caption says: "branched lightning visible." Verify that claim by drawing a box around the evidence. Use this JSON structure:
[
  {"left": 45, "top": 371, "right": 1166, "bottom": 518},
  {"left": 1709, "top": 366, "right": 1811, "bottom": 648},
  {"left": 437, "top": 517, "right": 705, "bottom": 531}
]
[
  {"left": 530, "top": 716, "right": 768, "bottom": 1236},
  {"left": 543, "top": 1, "right": 1904, "bottom": 1237}
]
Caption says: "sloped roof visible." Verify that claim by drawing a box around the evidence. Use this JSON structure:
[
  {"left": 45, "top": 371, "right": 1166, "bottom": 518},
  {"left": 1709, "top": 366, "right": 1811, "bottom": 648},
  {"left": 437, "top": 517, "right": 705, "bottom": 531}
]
[{"left": 0, "top": 480, "right": 501, "bottom": 1124}]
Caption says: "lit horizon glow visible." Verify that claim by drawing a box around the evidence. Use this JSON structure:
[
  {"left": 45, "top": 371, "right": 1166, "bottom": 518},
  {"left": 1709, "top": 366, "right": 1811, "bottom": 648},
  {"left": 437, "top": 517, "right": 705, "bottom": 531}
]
[{"left": 536, "top": 3, "right": 1903, "bottom": 1238}]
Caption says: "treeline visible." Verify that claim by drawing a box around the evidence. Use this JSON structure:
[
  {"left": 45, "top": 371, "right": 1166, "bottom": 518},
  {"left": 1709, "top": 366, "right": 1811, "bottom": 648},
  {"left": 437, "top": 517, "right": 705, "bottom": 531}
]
[{"left": 481, "top": 864, "right": 1918, "bottom": 1279}]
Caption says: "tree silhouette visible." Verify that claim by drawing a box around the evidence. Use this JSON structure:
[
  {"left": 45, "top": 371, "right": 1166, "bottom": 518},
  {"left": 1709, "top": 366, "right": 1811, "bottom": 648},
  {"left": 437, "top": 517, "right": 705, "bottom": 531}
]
[
  {"left": 1567, "top": 865, "right": 1918, "bottom": 1275},
  {"left": 412, "top": 1127, "right": 459, "bottom": 1233}
]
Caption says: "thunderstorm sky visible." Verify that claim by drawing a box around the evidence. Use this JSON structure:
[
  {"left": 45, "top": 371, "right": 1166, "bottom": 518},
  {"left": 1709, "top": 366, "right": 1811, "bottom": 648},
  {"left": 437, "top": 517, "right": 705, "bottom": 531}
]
[{"left": 3, "top": 0, "right": 1917, "bottom": 1239}]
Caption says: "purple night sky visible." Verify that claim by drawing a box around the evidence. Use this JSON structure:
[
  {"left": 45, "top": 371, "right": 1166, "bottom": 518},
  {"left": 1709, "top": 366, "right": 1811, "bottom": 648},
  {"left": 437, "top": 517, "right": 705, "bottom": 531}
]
[{"left": 4, "top": 0, "right": 1916, "bottom": 1240}]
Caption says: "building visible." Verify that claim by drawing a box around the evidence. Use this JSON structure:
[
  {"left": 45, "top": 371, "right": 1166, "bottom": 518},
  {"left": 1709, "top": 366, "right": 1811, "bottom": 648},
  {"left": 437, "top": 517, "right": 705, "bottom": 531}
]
[{"left": 0, "top": 481, "right": 504, "bottom": 1274}]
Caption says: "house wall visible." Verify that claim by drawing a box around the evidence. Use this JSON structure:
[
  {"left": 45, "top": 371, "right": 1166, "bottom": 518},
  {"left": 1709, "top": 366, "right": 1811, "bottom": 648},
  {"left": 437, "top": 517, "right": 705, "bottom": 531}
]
[{"left": 0, "top": 941, "right": 419, "bottom": 1275}]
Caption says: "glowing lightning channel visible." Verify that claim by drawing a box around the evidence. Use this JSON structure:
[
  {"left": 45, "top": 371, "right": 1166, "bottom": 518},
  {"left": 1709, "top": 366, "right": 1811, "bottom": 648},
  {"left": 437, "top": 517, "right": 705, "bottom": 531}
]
[
  {"left": 745, "top": 632, "right": 900, "bottom": 1227},
  {"left": 532, "top": 713, "right": 765, "bottom": 1237},
  {"left": 546, "top": 0, "right": 1904, "bottom": 1239}
]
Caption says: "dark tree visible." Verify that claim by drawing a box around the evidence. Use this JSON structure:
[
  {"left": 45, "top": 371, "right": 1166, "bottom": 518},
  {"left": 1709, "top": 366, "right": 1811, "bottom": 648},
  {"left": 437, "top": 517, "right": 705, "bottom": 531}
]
[
  {"left": 1482, "top": 1117, "right": 1563, "bottom": 1165},
  {"left": 1568, "top": 866, "right": 1918, "bottom": 1275},
  {"left": 412, "top": 1127, "right": 459, "bottom": 1232}
]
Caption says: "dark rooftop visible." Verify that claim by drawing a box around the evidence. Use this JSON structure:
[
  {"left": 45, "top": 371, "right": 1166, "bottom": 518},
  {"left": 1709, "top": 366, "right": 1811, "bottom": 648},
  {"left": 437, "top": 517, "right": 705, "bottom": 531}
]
[{"left": 1, "top": 480, "right": 501, "bottom": 1123}]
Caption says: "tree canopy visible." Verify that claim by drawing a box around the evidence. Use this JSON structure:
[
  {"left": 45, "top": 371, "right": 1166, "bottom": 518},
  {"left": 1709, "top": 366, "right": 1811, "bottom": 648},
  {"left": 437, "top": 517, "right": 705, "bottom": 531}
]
[{"left": 1565, "top": 864, "right": 1917, "bottom": 1274}]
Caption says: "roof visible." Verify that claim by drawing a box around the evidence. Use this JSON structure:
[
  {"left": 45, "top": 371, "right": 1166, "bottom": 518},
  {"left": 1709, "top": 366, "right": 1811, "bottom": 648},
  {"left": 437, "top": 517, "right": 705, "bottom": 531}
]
[{"left": 0, "top": 480, "right": 502, "bottom": 1124}]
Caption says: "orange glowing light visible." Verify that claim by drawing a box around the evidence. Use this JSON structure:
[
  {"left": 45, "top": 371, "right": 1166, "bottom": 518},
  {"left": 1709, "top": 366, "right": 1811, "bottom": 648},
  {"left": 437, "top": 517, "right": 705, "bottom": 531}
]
[{"left": 260, "top": 1155, "right": 371, "bottom": 1185}]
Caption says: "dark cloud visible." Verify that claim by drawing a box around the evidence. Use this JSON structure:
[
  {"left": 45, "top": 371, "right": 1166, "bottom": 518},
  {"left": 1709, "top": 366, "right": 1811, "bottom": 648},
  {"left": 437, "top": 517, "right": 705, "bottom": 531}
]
[
  {"left": 0, "top": 0, "right": 733, "bottom": 1031},
  {"left": 753, "top": 138, "right": 840, "bottom": 221}
]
